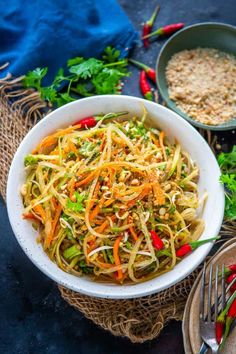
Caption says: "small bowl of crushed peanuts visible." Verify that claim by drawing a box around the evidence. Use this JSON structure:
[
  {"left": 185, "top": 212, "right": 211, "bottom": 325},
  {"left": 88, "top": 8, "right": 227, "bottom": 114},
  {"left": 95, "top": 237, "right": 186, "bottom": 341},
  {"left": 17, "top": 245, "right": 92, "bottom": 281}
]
[{"left": 156, "top": 22, "right": 236, "bottom": 130}]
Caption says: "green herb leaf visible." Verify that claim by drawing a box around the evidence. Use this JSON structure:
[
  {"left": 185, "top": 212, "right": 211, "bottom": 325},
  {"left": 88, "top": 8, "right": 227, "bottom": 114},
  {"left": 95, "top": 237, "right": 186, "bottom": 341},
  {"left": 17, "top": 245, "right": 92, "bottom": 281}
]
[
  {"left": 56, "top": 93, "right": 76, "bottom": 107},
  {"left": 102, "top": 46, "right": 121, "bottom": 63},
  {"left": 24, "top": 155, "right": 38, "bottom": 166},
  {"left": 126, "top": 241, "right": 132, "bottom": 250},
  {"left": 218, "top": 145, "right": 236, "bottom": 220},
  {"left": 79, "top": 260, "right": 94, "bottom": 274},
  {"left": 40, "top": 86, "right": 58, "bottom": 102},
  {"left": 66, "top": 192, "right": 85, "bottom": 212},
  {"left": 92, "top": 68, "right": 126, "bottom": 95},
  {"left": 69, "top": 58, "right": 103, "bottom": 79},
  {"left": 220, "top": 174, "right": 236, "bottom": 193},
  {"left": 106, "top": 249, "right": 115, "bottom": 264},
  {"left": 22, "top": 46, "right": 130, "bottom": 108},
  {"left": 76, "top": 83, "right": 94, "bottom": 97},
  {"left": 218, "top": 146, "right": 236, "bottom": 173},
  {"left": 67, "top": 152, "right": 77, "bottom": 160},
  {"left": 52, "top": 68, "right": 69, "bottom": 88},
  {"left": 79, "top": 141, "right": 98, "bottom": 157},
  {"left": 67, "top": 57, "right": 84, "bottom": 67},
  {"left": 23, "top": 67, "right": 48, "bottom": 89}
]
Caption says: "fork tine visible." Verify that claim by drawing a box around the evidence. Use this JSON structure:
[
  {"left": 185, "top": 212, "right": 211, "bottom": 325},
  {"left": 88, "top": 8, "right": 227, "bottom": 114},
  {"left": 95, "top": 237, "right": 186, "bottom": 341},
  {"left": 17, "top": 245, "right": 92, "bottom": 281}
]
[
  {"left": 207, "top": 264, "right": 213, "bottom": 322},
  {"left": 221, "top": 263, "right": 226, "bottom": 311},
  {"left": 200, "top": 263, "right": 206, "bottom": 319},
  {"left": 226, "top": 275, "right": 236, "bottom": 292},
  {"left": 214, "top": 265, "right": 219, "bottom": 321}
]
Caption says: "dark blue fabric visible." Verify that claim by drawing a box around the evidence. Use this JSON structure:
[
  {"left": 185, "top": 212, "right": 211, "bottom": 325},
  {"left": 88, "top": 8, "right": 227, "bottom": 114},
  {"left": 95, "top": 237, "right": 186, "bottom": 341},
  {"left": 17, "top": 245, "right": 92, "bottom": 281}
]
[{"left": 0, "top": 0, "right": 137, "bottom": 84}]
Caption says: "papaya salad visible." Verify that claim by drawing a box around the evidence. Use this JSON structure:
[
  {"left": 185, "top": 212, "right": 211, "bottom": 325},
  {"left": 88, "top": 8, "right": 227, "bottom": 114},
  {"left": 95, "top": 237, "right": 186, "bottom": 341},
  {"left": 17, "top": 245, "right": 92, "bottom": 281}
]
[{"left": 21, "top": 109, "right": 206, "bottom": 284}]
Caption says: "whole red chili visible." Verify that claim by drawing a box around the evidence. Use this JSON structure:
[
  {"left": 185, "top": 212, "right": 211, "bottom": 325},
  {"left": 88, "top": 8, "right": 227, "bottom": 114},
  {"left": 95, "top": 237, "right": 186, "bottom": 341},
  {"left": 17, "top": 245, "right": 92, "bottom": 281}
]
[
  {"left": 143, "top": 22, "right": 184, "bottom": 40},
  {"left": 219, "top": 294, "right": 236, "bottom": 348},
  {"left": 129, "top": 59, "right": 156, "bottom": 83},
  {"left": 176, "top": 237, "right": 218, "bottom": 258},
  {"left": 219, "top": 263, "right": 236, "bottom": 278},
  {"left": 142, "top": 4, "right": 160, "bottom": 48},
  {"left": 150, "top": 230, "right": 164, "bottom": 250},
  {"left": 215, "top": 321, "right": 224, "bottom": 344},
  {"left": 73, "top": 111, "right": 128, "bottom": 128},
  {"left": 226, "top": 273, "right": 236, "bottom": 292},
  {"left": 225, "top": 264, "right": 236, "bottom": 275},
  {"left": 140, "top": 70, "right": 153, "bottom": 100}
]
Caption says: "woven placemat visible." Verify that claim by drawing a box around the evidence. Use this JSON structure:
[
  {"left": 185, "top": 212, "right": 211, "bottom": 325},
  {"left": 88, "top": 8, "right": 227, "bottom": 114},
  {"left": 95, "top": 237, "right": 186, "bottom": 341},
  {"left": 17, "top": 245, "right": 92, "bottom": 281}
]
[{"left": 1, "top": 65, "right": 235, "bottom": 343}]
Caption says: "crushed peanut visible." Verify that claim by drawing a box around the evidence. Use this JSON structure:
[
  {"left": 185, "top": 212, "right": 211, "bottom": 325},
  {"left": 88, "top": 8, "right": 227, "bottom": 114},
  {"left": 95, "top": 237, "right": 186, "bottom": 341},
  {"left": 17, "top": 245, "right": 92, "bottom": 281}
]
[{"left": 166, "top": 48, "right": 236, "bottom": 125}]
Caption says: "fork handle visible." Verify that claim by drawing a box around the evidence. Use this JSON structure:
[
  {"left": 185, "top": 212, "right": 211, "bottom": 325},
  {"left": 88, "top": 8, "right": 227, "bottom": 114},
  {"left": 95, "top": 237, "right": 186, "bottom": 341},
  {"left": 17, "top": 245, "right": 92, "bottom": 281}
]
[{"left": 198, "top": 342, "right": 210, "bottom": 354}]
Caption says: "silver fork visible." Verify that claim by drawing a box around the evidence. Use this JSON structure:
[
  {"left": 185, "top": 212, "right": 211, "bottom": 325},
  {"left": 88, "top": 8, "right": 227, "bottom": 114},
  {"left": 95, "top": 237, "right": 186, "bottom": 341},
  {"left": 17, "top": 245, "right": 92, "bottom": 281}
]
[
  {"left": 199, "top": 264, "right": 236, "bottom": 354},
  {"left": 199, "top": 263, "right": 223, "bottom": 354}
]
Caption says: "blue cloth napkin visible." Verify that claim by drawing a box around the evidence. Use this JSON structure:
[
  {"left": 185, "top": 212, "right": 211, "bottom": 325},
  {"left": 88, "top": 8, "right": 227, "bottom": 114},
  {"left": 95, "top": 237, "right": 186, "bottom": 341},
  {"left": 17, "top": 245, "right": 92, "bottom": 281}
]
[{"left": 0, "top": 0, "right": 137, "bottom": 84}]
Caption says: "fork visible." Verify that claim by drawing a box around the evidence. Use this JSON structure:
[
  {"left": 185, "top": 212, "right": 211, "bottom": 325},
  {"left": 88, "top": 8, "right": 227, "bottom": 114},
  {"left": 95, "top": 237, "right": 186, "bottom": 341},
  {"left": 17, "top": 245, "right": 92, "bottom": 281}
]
[
  {"left": 199, "top": 263, "right": 224, "bottom": 354},
  {"left": 198, "top": 264, "right": 236, "bottom": 354}
]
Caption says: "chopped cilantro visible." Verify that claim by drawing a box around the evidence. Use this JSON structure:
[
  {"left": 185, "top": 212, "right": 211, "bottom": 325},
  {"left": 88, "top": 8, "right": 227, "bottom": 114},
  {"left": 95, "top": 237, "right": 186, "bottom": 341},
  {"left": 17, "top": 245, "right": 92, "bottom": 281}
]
[
  {"left": 66, "top": 192, "right": 85, "bottom": 212},
  {"left": 79, "top": 141, "right": 98, "bottom": 157},
  {"left": 126, "top": 241, "right": 132, "bottom": 250},
  {"left": 79, "top": 260, "right": 94, "bottom": 274},
  {"left": 106, "top": 249, "right": 115, "bottom": 264},
  {"left": 24, "top": 155, "right": 38, "bottom": 166},
  {"left": 166, "top": 147, "right": 171, "bottom": 156},
  {"left": 169, "top": 205, "right": 176, "bottom": 214},
  {"left": 67, "top": 152, "right": 76, "bottom": 160}
]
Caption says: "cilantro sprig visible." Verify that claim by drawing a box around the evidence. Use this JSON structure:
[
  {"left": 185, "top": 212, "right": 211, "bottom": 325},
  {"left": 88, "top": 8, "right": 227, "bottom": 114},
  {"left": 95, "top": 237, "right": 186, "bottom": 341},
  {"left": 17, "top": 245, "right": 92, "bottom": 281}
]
[
  {"left": 218, "top": 146, "right": 236, "bottom": 220},
  {"left": 23, "top": 46, "right": 130, "bottom": 107}
]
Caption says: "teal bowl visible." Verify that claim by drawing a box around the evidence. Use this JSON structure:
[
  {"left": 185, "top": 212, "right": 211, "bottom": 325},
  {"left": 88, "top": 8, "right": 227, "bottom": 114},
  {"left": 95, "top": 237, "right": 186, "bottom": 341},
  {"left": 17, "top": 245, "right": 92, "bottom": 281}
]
[{"left": 156, "top": 22, "right": 236, "bottom": 131}]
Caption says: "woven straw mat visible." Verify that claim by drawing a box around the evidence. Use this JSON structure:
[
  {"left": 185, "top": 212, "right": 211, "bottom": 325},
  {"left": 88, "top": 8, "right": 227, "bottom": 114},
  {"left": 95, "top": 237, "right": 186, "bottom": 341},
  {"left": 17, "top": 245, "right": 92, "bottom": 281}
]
[{"left": 1, "top": 66, "right": 235, "bottom": 343}]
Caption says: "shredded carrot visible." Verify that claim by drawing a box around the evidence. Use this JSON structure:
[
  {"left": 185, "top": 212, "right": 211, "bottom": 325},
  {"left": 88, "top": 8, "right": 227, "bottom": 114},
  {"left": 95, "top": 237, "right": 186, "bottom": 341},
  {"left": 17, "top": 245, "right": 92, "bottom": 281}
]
[
  {"left": 53, "top": 123, "right": 82, "bottom": 138},
  {"left": 113, "top": 235, "right": 123, "bottom": 281},
  {"left": 44, "top": 205, "right": 62, "bottom": 249},
  {"left": 151, "top": 133, "right": 160, "bottom": 148},
  {"left": 96, "top": 260, "right": 113, "bottom": 269},
  {"left": 50, "top": 197, "right": 57, "bottom": 212},
  {"left": 93, "top": 219, "right": 104, "bottom": 226},
  {"left": 99, "top": 134, "right": 106, "bottom": 152},
  {"left": 86, "top": 220, "right": 110, "bottom": 263},
  {"left": 128, "top": 216, "right": 138, "bottom": 241},
  {"left": 52, "top": 197, "right": 57, "bottom": 209},
  {"left": 32, "top": 136, "right": 58, "bottom": 154},
  {"left": 89, "top": 181, "right": 100, "bottom": 210},
  {"left": 33, "top": 125, "right": 81, "bottom": 153},
  {"left": 33, "top": 204, "right": 46, "bottom": 222},
  {"left": 103, "top": 198, "right": 115, "bottom": 207},
  {"left": 69, "top": 177, "right": 76, "bottom": 200},
  {"left": 127, "top": 187, "right": 151, "bottom": 208},
  {"left": 96, "top": 220, "right": 109, "bottom": 233},
  {"left": 107, "top": 168, "right": 116, "bottom": 189},
  {"left": 76, "top": 172, "right": 95, "bottom": 187},
  {"left": 89, "top": 196, "right": 105, "bottom": 221},
  {"left": 112, "top": 134, "right": 126, "bottom": 146},
  {"left": 68, "top": 140, "right": 78, "bottom": 154},
  {"left": 86, "top": 238, "right": 97, "bottom": 258},
  {"left": 153, "top": 181, "right": 165, "bottom": 205},
  {"left": 23, "top": 213, "right": 40, "bottom": 222}
]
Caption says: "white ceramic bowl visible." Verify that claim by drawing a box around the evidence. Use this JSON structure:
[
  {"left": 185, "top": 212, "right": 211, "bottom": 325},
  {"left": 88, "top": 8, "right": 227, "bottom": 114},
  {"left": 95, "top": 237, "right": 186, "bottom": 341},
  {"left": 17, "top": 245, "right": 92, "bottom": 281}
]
[{"left": 7, "top": 95, "right": 225, "bottom": 299}]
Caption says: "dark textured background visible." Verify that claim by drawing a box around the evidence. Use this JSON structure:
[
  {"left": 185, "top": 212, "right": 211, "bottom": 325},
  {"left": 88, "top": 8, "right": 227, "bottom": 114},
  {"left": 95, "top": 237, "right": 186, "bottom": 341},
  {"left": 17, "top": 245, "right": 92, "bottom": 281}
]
[{"left": 1, "top": 0, "right": 236, "bottom": 353}]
